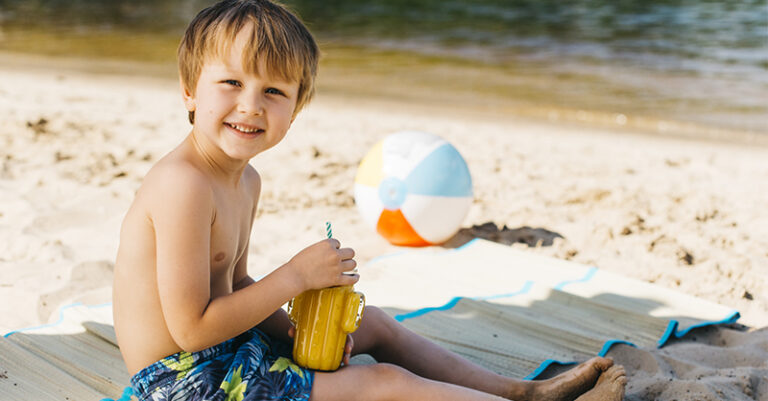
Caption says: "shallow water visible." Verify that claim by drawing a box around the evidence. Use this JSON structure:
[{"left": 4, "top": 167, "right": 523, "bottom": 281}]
[{"left": 0, "top": 0, "right": 766, "bottom": 137}]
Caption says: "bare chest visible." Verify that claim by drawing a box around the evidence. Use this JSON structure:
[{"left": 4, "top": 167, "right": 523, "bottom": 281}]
[{"left": 209, "top": 191, "right": 253, "bottom": 290}]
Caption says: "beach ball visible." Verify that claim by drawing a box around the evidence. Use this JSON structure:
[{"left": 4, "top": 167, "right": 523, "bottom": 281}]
[{"left": 354, "top": 131, "right": 473, "bottom": 246}]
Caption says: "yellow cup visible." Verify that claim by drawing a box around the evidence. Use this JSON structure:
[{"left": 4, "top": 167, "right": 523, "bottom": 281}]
[{"left": 287, "top": 285, "right": 365, "bottom": 371}]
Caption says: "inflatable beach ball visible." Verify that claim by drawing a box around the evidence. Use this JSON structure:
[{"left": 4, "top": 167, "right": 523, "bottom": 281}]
[{"left": 354, "top": 131, "right": 473, "bottom": 246}]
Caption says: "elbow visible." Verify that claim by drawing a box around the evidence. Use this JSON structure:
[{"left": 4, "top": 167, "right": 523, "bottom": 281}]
[{"left": 169, "top": 323, "right": 207, "bottom": 353}]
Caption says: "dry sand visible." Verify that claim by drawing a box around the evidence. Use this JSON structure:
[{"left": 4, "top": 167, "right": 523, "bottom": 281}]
[{"left": 0, "top": 53, "right": 766, "bottom": 399}]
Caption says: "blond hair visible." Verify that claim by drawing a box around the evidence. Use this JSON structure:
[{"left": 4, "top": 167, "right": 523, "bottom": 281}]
[{"left": 178, "top": 0, "right": 319, "bottom": 123}]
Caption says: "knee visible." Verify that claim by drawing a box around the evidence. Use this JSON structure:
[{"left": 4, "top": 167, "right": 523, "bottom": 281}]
[
  {"left": 364, "top": 306, "right": 400, "bottom": 329},
  {"left": 362, "top": 305, "right": 388, "bottom": 325},
  {"left": 367, "top": 363, "right": 416, "bottom": 391},
  {"left": 360, "top": 306, "right": 398, "bottom": 339}
]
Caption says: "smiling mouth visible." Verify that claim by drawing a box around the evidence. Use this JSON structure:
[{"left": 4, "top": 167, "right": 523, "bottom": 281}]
[{"left": 225, "top": 122, "right": 264, "bottom": 135}]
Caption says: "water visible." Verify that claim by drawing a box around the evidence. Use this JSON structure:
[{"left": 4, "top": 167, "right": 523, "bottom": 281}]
[{"left": 1, "top": 0, "right": 766, "bottom": 137}]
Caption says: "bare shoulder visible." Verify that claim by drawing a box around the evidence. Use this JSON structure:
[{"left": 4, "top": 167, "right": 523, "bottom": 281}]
[
  {"left": 138, "top": 154, "right": 216, "bottom": 223},
  {"left": 243, "top": 163, "right": 262, "bottom": 199},
  {"left": 240, "top": 163, "right": 262, "bottom": 219}
]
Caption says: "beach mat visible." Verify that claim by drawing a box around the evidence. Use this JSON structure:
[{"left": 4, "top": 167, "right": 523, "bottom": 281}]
[
  {"left": 1, "top": 303, "right": 132, "bottom": 400},
  {"left": 0, "top": 239, "right": 740, "bottom": 399},
  {"left": 357, "top": 238, "right": 740, "bottom": 378},
  {"left": 0, "top": 334, "right": 110, "bottom": 399},
  {"left": 6, "top": 329, "right": 129, "bottom": 396}
]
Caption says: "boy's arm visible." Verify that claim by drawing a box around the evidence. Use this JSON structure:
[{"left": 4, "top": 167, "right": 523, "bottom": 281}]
[
  {"left": 232, "top": 263, "right": 293, "bottom": 344},
  {"left": 151, "top": 166, "right": 304, "bottom": 352},
  {"left": 230, "top": 167, "right": 293, "bottom": 344}
]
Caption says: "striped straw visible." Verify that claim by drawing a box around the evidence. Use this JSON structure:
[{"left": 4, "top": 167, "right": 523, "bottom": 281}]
[{"left": 327, "top": 221, "right": 357, "bottom": 275}]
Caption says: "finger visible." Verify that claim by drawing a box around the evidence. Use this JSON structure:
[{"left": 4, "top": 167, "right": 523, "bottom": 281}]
[
  {"left": 345, "top": 334, "right": 354, "bottom": 354},
  {"left": 338, "top": 273, "right": 360, "bottom": 285},
  {"left": 327, "top": 238, "right": 341, "bottom": 249},
  {"left": 340, "top": 259, "right": 357, "bottom": 272},
  {"left": 338, "top": 247, "right": 355, "bottom": 261},
  {"left": 288, "top": 325, "right": 295, "bottom": 338},
  {"left": 342, "top": 334, "right": 354, "bottom": 365},
  {"left": 343, "top": 335, "right": 353, "bottom": 366}
]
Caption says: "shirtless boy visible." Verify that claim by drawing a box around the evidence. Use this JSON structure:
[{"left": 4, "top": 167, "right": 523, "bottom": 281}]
[{"left": 113, "top": 0, "right": 627, "bottom": 399}]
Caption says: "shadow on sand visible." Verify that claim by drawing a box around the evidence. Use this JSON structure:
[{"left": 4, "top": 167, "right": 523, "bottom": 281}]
[{"left": 443, "top": 222, "right": 564, "bottom": 249}]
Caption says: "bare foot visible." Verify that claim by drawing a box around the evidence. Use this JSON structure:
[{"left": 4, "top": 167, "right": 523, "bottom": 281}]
[
  {"left": 574, "top": 365, "right": 627, "bottom": 401},
  {"left": 522, "top": 357, "right": 614, "bottom": 401}
]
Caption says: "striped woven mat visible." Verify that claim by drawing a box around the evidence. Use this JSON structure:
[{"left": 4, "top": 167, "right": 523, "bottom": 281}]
[{"left": 0, "top": 239, "right": 738, "bottom": 399}]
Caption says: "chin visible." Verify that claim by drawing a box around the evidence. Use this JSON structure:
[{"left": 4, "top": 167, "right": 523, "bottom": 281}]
[{"left": 227, "top": 143, "right": 273, "bottom": 161}]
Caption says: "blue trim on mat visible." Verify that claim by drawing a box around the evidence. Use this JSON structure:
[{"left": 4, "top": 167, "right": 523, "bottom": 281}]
[
  {"left": 454, "top": 237, "right": 481, "bottom": 251},
  {"left": 101, "top": 386, "right": 133, "bottom": 401},
  {"left": 554, "top": 267, "right": 597, "bottom": 290},
  {"left": 479, "top": 281, "right": 534, "bottom": 301},
  {"left": 598, "top": 340, "right": 637, "bottom": 356},
  {"left": 525, "top": 276, "right": 741, "bottom": 379},
  {"left": 676, "top": 310, "right": 740, "bottom": 337},
  {"left": 656, "top": 310, "right": 740, "bottom": 347},
  {"left": 524, "top": 359, "right": 577, "bottom": 380},
  {"left": 3, "top": 301, "right": 112, "bottom": 338},
  {"left": 395, "top": 296, "right": 463, "bottom": 322},
  {"left": 394, "top": 280, "right": 534, "bottom": 322},
  {"left": 529, "top": 312, "right": 742, "bottom": 380},
  {"left": 8, "top": 243, "right": 743, "bottom": 387}
]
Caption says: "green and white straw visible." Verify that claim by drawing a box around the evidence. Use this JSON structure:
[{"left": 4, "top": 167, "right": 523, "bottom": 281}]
[{"left": 327, "top": 221, "right": 358, "bottom": 275}]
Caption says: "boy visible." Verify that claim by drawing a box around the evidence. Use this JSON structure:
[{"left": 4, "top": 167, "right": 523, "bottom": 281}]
[{"left": 113, "top": 0, "right": 627, "bottom": 399}]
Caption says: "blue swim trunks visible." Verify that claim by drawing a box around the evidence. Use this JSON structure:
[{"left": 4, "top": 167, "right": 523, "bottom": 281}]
[{"left": 130, "top": 327, "right": 314, "bottom": 401}]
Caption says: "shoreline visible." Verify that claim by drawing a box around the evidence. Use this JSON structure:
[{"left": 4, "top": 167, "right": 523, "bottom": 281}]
[{"left": 2, "top": 49, "right": 765, "bottom": 148}]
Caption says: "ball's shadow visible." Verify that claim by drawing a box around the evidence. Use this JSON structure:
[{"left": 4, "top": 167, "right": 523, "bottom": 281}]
[{"left": 442, "top": 222, "right": 564, "bottom": 249}]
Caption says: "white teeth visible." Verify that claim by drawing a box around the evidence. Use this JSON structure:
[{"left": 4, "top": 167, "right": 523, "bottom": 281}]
[{"left": 229, "top": 123, "right": 261, "bottom": 133}]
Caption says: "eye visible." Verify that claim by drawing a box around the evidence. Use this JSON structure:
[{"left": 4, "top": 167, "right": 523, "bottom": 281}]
[
  {"left": 265, "top": 87, "right": 285, "bottom": 96},
  {"left": 223, "top": 79, "right": 241, "bottom": 87}
]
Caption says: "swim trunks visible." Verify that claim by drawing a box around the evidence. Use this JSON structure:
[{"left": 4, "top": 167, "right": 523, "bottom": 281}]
[{"left": 130, "top": 327, "right": 314, "bottom": 401}]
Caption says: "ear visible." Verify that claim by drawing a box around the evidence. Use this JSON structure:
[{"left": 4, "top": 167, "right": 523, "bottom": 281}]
[{"left": 180, "top": 78, "right": 196, "bottom": 112}]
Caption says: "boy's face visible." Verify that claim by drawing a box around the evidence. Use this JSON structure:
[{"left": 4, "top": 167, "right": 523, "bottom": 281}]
[{"left": 182, "top": 27, "right": 300, "bottom": 162}]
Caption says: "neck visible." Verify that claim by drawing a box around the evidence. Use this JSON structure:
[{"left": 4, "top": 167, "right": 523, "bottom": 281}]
[{"left": 186, "top": 131, "right": 248, "bottom": 186}]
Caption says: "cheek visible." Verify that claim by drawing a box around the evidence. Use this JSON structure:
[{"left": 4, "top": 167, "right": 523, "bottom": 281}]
[
  {"left": 199, "top": 93, "right": 232, "bottom": 117},
  {"left": 276, "top": 102, "right": 297, "bottom": 124}
]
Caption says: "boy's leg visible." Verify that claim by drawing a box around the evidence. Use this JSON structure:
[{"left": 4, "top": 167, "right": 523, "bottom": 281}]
[
  {"left": 310, "top": 363, "right": 506, "bottom": 401},
  {"left": 350, "top": 306, "right": 616, "bottom": 401}
]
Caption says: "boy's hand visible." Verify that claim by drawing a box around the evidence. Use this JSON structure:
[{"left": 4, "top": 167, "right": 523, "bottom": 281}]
[
  {"left": 288, "top": 325, "right": 354, "bottom": 366},
  {"left": 342, "top": 333, "right": 354, "bottom": 366},
  {"left": 288, "top": 238, "right": 359, "bottom": 292}
]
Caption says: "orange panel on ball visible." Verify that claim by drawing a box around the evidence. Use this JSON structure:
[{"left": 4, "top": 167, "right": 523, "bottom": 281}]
[{"left": 376, "top": 209, "right": 431, "bottom": 247}]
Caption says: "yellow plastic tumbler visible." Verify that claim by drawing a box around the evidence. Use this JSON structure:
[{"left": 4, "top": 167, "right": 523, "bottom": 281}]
[{"left": 288, "top": 285, "right": 365, "bottom": 371}]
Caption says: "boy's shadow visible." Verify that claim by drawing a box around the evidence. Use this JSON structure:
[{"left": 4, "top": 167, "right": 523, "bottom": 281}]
[{"left": 442, "top": 222, "right": 564, "bottom": 249}]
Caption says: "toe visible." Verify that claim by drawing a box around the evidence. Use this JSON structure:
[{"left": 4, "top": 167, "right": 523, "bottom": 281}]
[
  {"left": 589, "top": 357, "right": 614, "bottom": 372},
  {"left": 604, "top": 365, "right": 626, "bottom": 381}
]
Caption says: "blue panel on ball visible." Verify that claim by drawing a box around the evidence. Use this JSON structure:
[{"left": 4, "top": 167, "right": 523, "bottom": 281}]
[
  {"left": 405, "top": 144, "right": 472, "bottom": 197},
  {"left": 378, "top": 177, "right": 408, "bottom": 210}
]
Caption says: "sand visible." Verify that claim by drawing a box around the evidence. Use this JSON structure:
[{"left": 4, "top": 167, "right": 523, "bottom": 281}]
[{"left": 0, "top": 53, "right": 766, "bottom": 399}]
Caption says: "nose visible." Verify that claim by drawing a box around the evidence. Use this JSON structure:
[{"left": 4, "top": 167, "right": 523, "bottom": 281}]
[{"left": 238, "top": 91, "right": 264, "bottom": 116}]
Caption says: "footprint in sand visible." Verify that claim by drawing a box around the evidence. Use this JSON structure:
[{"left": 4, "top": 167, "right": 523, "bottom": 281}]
[
  {"left": 24, "top": 211, "right": 95, "bottom": 236},
  {"left": 37, "top": 260, "right": 113, "bottom": 323}
]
